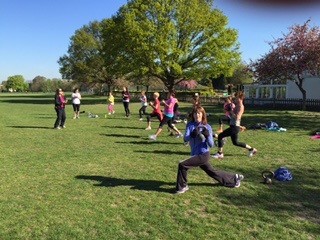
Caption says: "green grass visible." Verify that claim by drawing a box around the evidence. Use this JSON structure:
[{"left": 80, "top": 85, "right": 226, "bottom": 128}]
[{"left": 0, "top": 93, "right": 319, "bottom": 240}]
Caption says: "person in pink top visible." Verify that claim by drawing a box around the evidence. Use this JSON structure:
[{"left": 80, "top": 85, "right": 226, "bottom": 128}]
[
  {"left": 217, "top": 96, "right": 235, "bottom": 133},
  {"left": 149, "top": 91, "right": 183, "bottom": 141}
]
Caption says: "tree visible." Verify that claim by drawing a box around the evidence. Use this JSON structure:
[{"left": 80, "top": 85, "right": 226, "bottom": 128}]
[
  {"left": 6, "top": 75, "right": 28, "bottom": 92},
  {"left": 30, "top": 76, "right": 46, "bottom": 92},
  {"left": 104, "top": 0, "right": 240, "bottom": 92},
  {"left": 250, "top": 20, "right": 320, "bottom": 110},
  {"left": 226, "top": 62, "right": 253, "bottom": 85},
  {"left": 58, "top": 20, "right": 116, "bottom": 93}
]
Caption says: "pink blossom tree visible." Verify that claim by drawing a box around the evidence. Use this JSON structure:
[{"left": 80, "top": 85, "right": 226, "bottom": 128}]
[
  {"left": 177, "top": 80, "right": 198, "bottom": 90},
  {"left": 250, "top": 20, "right": 320, "bottom": 110}
]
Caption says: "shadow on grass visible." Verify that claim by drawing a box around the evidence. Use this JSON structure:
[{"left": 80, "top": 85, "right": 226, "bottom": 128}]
[
  {"left": 134, "top": 149, "right": 188, "bottom": 155},
  {"left": 75, "top": 175, "right": 220, "bottom": 193},
  {"left": 220, "top": 169, "right": 320, "bottom": 228},
  {"left": 102, "top": 125, "right": 145, "bottom": 130},
  {"left": 7, "top": 125, "right": 52, "bottom": 129},
  {"left": 100, "top": 133, "right": 142, "bottom": 138},
  {"left": 115, "top": 140, "right": 184, "bottom": 145}
]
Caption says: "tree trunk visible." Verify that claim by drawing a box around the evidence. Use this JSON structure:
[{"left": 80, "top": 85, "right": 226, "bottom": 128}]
[{"left": 295, "top": 79, "right": 307, "bottom": 111}]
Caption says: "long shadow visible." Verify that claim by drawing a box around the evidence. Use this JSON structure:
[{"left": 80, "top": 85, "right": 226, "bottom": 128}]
[
  {"left": 134, "top": 150, "right": 188, "bottom": 155},
  {"left": 115, "top": 140, "right": 184, "bottom": 145},
  {"left": 100, "top": 133, "right": 142, "bottom": 138},
  {"left": 8, "top": 125, "right": 52, "bottom": 129},
  {"left": 102, "top": 125, "right": 144, "bottom": 130},
  {"left": 75, "top": 175, "right": 218, "bottom": 193}
]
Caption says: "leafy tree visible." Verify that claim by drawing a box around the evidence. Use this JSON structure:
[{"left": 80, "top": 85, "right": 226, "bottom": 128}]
[
  {"left": 250, "top": 20, "right": 320, "bottom": 110},
  {"left": 6, "top": 75, "right": 28, "bottom": 92},
  {"left": 30, "top": 76, "right": 46, "bottom": 92},
  {"left": 226, "top": 62, "right": 253, "bottom": 85},
  {"left": 104, "top": 0, "right": 240, "bottom": 92},
  {"left": 58, "top": 21, "right": 116, "bottom": 93}
]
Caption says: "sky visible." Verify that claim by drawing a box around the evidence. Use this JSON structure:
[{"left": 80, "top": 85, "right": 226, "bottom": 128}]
[{"left": 1, "top": 0, "right": 320, "bottom": 82}]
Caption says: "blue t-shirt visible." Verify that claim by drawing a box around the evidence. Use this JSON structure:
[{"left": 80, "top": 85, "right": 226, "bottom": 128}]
[{"left": 183, "top": 122, "right": 214, "bottom": 156}]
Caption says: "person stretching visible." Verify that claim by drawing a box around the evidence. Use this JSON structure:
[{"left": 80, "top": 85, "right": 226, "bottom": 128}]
[
  {"left": 175, "top": 106, "right": 244, "bottom": 194},
  {"left": 212, "top": 91, "right": 257, "bottom": 159}
]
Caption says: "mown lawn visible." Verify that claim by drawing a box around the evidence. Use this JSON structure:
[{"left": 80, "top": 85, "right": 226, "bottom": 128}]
[{"left": 0, "top": 93, "right": 319, "bottom": 240}]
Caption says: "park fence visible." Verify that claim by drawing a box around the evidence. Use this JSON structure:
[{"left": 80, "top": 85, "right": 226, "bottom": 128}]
[{"left": 243, "top": 98, "right": 320, "bottom": 111}]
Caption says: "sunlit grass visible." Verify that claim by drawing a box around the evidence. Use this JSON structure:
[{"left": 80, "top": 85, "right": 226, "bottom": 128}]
[{"left": 0, "top": 93, "right": 319, "bottom": 239}]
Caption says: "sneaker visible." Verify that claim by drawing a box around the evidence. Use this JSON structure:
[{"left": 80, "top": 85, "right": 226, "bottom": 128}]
[
  {"left": 54, "top": 127, "right": 61, "bottom": 130},
  {"left": 248, "top": 148, "right": 257, "bottom": 157},
  {"left": 139, "top": 118, "right": 143, "bottom": 121},
  {"left": 149, "top": 135, "right": 157, "bottom": 141},
  {"left": 145, "top": 126, "right": 151, "bottom": 130},
  {"left": 73, "top": 116, "right": 76, "bottom": 119},
  {"left": 234, "top": 174, "right": 244, "bottom": 188},
  {"left": 175, "top": 185, "right": 189, "bottom": 194},
  {"left": 176, "top": 133, "right": 184, "bottom": 138},
  {"left": 61, "top": 125, "right": 66, "bottom": 129},
  {"left": 212, "top": 152, "right": 224, "bottom": 159}
]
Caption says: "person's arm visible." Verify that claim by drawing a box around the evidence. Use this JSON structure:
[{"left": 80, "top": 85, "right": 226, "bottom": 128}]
[
  {"left": 184, "top": 123, "right": 193, "bottom": 142},
  {"left": 202, "top": 125, "right": 214, "bottom": 148}
]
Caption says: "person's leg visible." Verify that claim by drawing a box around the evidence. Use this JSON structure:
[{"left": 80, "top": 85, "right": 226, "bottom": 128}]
[
  {"left": 72, "top": 104, "right": 77, "bottom": 119},
  {"left": 76, "top": 104, "right": 80, "bottom": 118},
  {"left": 230, "top": 126, "right": 257, "bottom": 156},
  {"left": 123, "top": 102, "right": 129, "bottom": 116},
  {"left": 149, "top": 116, "right": 167, "bottom": 139},
  {"left": 167, "top": 117, "right": 182, "bottom": 136},
  {"left": 54, "top": 108, "right": 61, "bottom": 128},
  {"left": 176, "top": 155, "right": 204, "bottom": 192},
  {"left": 212, "top": 127, "right": 232, "bottom": 159},
  {"left": 200, "top": 161, "right": 238, "bottom": 187},
  {"left": 139, "top": 106, "right": 143, "bottom": 118},
  {"left": 60, "top": 109, "right": 66, "bottom": 127}
]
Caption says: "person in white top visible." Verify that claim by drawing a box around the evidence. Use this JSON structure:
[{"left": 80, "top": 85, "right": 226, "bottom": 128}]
[{"left": 71, "top": 88, "right": 81, "bottom": 119}]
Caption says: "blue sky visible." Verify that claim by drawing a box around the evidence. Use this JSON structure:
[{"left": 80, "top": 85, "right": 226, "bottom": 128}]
[{"left": 1, "top": 0, "right": 320, "bottom": 81}]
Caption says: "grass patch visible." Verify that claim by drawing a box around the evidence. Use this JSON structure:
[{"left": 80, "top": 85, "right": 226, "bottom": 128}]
[{"left": 0, "top": 93, "right": 319, "bottom": 239}]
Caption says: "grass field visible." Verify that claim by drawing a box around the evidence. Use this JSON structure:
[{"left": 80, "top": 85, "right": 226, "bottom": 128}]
[{"left": 0, "top": 93, "right": 319, "bottom": 240}]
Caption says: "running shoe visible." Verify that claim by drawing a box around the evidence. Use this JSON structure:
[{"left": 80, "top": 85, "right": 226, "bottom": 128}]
[
  {"left": 212, "top": 152, "right": 224, "bottom": 159},
  {"left": 175, "top": 185, "right": 189, "bottom": 194},
  {"left": 234, "top": 174, "right": 244, "bottom": 188},
  {"left": 149, "top": 135, "right": 157, "bottom": 141},
  {"left": 248, "top": 148, "right": 257, "bottom": 157}
]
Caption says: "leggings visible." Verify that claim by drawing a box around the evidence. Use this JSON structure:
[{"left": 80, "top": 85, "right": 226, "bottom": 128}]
[
  {"left": 217, "top": 125, "right": 246, "bottom": 148},
  {"left": 159, "top": 115, "right": 175, "bottom": 129},
  {"left": 176, "top": 152, "right": 237, "bottom": 191}
]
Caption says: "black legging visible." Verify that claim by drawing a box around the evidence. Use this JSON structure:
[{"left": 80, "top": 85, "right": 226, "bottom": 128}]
[
  {"left": 176, "top": 152, "right": 237, "bottom": 191},
  {"left": 217, "top": 125, "right": 246, "bottom": 148},
  {"left": 123, "top": 102, "right": 130, "bottom": 117}
]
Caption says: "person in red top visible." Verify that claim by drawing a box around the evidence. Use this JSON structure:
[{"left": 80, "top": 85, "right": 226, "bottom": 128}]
[
  {"left": 54, "top": 88, "right": 68, "bottom": 129},
  {"left": 145, "top": 92, "right": 163, "bottom": 130}
]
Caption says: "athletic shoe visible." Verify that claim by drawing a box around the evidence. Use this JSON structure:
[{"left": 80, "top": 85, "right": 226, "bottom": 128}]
[
  {"left": 145, "top": 126, "right": 151, "bottom": 130},
  {"left": 149, "top": 135, "right": 157, "bottom": 141},
  {"left": 61, "top": 125, "right": 66, "bottom": 129},
  {"left": 175, "top": 185, "right": 189, "bottom": 194},
  {"left": 176, "top": 133, "right": 184, "bottom": 138},
  {"left": 248, "top": 148, "right": 257, "bottom": 157},
  {"left": 212, "top": 152, "right": 224, "bottom": 159},
  {"left": 234, "top": 174, "right": 244, "bottom": 188},
  {"left": 54, "top": 127, "right": 61, "bottom": 130},
  {"left": 139, "top": 118, "right": 143, "bottom": 121}
]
